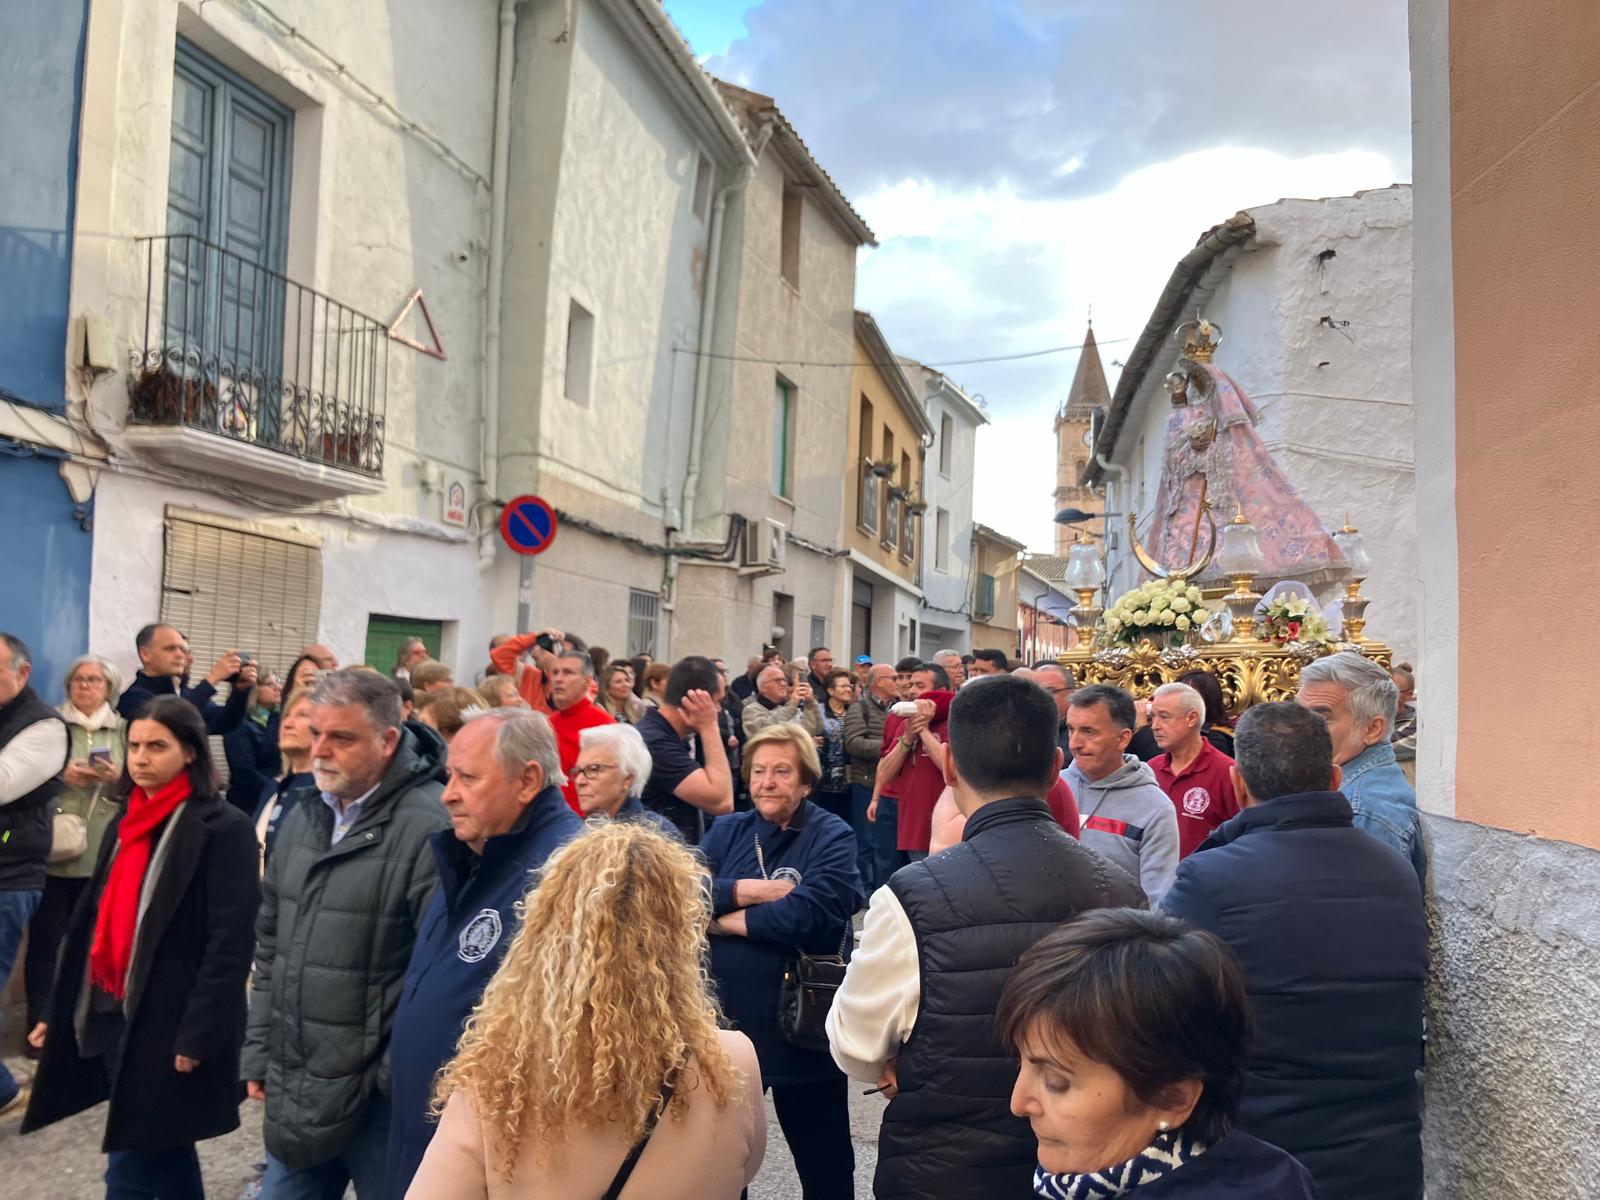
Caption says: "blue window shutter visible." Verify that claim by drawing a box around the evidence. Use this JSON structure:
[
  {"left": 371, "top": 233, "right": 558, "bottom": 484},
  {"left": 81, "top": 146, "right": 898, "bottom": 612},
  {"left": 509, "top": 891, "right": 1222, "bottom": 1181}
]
[{"left": 165, "top": 42, "right": 292, "bottom": 377}]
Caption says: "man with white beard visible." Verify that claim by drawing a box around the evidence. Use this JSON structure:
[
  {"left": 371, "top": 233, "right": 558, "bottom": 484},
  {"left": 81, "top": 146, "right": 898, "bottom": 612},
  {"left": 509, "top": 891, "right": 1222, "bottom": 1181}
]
[{"left": 243, "top": 669, "right": 448, "bottom": 1197}]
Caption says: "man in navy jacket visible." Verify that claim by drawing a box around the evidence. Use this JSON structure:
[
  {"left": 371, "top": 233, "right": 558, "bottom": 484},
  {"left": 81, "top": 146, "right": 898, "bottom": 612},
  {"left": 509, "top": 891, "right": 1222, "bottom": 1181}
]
[
  {"left": 384, "top": 707, "right": 583, "bottom": 1197},
  {"left": 1162, "top": 701, "right": 1427, "bottom": 1200},
  {"left": 117, "top": 623, "right": 251, "bottom": 733}
]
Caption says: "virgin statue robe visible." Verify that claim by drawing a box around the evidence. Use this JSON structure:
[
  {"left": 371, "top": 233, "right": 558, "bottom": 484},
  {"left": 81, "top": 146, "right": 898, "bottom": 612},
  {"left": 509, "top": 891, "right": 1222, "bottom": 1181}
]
[{"left": 1147, "top": 362, "right": 1347, "bottom": 590}]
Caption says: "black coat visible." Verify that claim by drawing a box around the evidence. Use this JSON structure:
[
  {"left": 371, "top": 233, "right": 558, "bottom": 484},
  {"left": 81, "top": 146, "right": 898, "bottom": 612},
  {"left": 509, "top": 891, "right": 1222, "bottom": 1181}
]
[
  {"left": 224, "top": 711, "right": 281, "bottom": 815},
  {"left": 23, "top": 792, "right": 262, "bottom": 1152},
  {"left": 1161, "top": 792, "right": 1427, "bottom": 1200},
  {"left": 1103, "top": 1130, "right": 1316, "bottom": 1198}
]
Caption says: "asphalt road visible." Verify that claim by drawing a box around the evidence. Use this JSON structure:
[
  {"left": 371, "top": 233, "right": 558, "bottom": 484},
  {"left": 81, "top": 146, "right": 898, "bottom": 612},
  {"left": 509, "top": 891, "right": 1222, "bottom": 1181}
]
[{"left": 0, "top": 1054, "right": 885, "bottom": 1199}]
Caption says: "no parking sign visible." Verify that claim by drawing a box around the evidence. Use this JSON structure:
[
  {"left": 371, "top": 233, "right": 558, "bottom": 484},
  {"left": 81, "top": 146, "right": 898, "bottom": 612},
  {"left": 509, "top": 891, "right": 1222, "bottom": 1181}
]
[{"left": 498, "top": 495, "right": 558, "bottom": 556}]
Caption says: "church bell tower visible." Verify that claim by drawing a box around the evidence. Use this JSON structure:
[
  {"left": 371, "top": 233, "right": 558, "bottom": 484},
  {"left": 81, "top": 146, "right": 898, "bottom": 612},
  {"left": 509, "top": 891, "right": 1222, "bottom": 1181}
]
[{"left": 1053, "top": 322, "right": 1110, "bottom": 554}]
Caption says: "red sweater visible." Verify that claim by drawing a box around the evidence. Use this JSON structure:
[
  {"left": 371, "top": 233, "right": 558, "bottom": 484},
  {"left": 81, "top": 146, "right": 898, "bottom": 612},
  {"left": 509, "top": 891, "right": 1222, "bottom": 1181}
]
[{"left": 549, "top": 697, "right": 617, "bottom": 813}]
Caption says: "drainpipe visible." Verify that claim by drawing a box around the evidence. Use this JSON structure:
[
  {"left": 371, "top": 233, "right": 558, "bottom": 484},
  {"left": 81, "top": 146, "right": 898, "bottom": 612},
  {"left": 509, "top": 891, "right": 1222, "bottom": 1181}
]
[
  {"left": 680, "top": 122, "right": 773, "bottom": 539},
  {"left": 478, "top": 0, "right": 516, "bottom": 570}
]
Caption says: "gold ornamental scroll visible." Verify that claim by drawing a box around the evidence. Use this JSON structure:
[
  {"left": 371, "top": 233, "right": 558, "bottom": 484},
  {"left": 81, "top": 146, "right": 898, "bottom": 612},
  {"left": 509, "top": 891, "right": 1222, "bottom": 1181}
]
[{"left": 1055, "top": 636, "right": 1393, "bottom": 714}]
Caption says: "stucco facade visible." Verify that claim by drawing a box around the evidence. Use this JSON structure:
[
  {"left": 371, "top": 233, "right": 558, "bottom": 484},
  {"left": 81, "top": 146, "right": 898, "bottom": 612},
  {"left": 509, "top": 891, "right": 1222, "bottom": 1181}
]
[
  {"left": 969, "top": 522, "right": 1024, "bottom": 655},
  {"left": 906, "top": 361, "right": 987, "bottom": 657},
  {"left": 494, "top": 0, "right": 751, "bottom": 657},
  {"left": 673, "top": 83, "right": 874, "bottom": 662},
  {"left": 60, "top": 0, "right": 499, "bottom": 676},
  {"left": 843, "top": 312, "right": 928, "bottom": 661},
  {"left": 1099, "top": 187, "right": 1417, "bottom": 664},
  {"left": 1408, "top": 1, "right": 1600, "bottom": 1194}
]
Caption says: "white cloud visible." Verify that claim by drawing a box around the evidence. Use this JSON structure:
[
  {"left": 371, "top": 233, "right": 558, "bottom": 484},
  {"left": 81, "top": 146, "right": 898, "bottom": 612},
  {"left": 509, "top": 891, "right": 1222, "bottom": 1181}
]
[{"left": 854, "top": 146, "right": 1401, "bottom": 549}]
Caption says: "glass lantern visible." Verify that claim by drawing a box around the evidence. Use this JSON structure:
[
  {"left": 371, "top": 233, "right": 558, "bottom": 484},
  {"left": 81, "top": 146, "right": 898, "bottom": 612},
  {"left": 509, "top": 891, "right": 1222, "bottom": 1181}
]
[{"left": 1217, "top": 509, "right": 1265, "bottom": 640}]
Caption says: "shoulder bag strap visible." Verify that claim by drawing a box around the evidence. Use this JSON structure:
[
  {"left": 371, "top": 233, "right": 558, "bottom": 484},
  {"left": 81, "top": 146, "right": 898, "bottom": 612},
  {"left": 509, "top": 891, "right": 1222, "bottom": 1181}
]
[{"left": 601, "top": 1068, "right": 680, "bottom": 1200}]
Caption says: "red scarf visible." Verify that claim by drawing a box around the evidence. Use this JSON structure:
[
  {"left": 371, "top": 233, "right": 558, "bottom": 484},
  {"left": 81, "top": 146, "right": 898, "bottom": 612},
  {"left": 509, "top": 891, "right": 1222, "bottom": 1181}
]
[{"left": 90, "top": 773, "right": 191, "bottom": 1000}]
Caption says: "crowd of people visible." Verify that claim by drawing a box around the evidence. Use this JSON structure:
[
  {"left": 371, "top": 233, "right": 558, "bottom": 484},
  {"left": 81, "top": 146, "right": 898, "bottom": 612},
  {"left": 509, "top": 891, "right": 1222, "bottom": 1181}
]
[{"left": 0, "top": 620, "right": 1428, "bottom": 1199}]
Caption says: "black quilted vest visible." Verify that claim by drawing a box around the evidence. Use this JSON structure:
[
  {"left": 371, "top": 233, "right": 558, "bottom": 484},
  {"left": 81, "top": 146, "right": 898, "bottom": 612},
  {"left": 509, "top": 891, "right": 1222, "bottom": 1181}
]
[
  {"left": 0, "top": 684, "right": 68, "bottom": 889},
  {"left": 876, "top": 796, "right": 1146, "bottom": 1199}
]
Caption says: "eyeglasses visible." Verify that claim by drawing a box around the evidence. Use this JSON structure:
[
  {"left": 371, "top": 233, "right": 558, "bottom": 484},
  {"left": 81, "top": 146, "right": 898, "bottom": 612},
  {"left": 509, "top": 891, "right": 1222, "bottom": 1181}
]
[
  {"left": 1040, "top": 686, "right": 1069, "bottom": 697},
  {"left": 72, "top": 676, "right": 107, "bottom": 686},
  {"left": 573, "top": 762, "right": 620, "bottom": 780}
]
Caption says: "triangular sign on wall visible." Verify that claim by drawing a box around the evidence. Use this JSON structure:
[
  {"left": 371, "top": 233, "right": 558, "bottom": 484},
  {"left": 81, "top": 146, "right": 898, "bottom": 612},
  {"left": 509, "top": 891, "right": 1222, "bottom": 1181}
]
[{"left": 387, "top": 288, "right": 447, "bottom": 361}]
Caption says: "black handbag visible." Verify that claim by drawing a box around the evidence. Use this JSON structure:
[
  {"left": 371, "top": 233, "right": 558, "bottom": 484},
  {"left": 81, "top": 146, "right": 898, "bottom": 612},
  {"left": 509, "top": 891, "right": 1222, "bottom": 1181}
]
[
  {"left": 756, "top": 836, "right": 849, "bottom": 1052},
  {"left": 601, "top": 1064, "right": 680, "bottom": 1200}
]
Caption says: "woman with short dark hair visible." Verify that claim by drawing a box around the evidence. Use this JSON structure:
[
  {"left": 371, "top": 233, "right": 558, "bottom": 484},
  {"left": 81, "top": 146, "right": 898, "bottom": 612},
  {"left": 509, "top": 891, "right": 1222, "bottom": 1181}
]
[{"left": 998, "top": 908, "right": 1315, "bottom": 1198}]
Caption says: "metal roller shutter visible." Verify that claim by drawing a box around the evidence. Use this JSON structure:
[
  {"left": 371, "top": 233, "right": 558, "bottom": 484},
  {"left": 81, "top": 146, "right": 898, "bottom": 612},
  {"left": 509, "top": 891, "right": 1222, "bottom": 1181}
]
[{"left": 159, "top": 508, "right": 323, "bottom": 780}]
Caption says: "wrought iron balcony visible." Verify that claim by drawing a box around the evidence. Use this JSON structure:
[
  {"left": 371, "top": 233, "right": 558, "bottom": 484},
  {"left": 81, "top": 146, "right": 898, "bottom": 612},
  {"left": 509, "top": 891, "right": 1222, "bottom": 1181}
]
[{"left": 125, "top": 233, "right": 388, "bottom": 496}]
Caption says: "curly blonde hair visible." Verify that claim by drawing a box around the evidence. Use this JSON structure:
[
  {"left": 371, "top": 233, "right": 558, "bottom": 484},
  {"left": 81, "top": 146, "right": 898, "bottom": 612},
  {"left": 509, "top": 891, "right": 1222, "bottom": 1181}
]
[{"left": 431, "top": 821, "right": 740, "bottom": 1177}]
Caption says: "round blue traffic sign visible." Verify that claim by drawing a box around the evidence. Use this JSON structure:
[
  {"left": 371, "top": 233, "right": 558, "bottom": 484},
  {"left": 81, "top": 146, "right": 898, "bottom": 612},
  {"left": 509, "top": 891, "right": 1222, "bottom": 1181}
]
[{"left": 498, "top": 495, "right": 558, "bottom": 556}]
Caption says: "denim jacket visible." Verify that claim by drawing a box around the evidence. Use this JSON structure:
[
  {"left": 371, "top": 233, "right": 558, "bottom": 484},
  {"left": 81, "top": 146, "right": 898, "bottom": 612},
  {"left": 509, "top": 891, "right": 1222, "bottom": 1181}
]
[{"left": 1341, "top": 741, "right": 1426, "bottom": 886}]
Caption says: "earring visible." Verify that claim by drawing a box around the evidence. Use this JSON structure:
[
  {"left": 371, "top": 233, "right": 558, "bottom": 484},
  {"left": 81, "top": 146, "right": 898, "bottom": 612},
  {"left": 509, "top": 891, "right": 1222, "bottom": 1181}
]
[{"left": 1158, "top": 1120, "right": 1170, "bottom": 1132}]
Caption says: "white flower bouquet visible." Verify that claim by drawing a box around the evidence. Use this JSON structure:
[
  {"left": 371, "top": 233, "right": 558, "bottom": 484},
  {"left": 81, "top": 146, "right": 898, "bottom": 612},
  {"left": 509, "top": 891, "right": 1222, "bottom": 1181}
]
[
  {"left": 1102, "top": 579, "right": 1207, "bottom": 646},
  {"left": 1259, "top": 593, "right": 1335, "bottom": 646}
]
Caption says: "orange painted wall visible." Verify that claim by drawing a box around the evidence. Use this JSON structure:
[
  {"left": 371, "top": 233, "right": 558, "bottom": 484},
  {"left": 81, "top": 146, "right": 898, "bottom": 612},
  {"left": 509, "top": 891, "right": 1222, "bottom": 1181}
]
[{"left": 1451, "top": 1, "right": 1600, "bottom": 847}]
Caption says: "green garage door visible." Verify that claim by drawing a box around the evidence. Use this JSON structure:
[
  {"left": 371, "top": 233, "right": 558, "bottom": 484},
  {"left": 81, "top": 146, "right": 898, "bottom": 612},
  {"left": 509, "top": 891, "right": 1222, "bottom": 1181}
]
[{"left": 364, "top": 615, "right": 443, "bottom": 675}]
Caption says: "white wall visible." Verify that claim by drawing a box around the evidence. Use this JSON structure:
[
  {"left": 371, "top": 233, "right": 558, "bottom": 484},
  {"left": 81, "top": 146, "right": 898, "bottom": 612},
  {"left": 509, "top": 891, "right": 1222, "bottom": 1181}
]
[
  {"left": 1107, "top": 187, "right": 1417, "bottom": 663},
  {"left": 70, "top": 0, "right": 501, "bottom": 676},
  {"left": 90, "top": 474, "right": 491, "bottom": 682},
  {"left": 915, "top": 375, "right": 984, "bottom": 630}
]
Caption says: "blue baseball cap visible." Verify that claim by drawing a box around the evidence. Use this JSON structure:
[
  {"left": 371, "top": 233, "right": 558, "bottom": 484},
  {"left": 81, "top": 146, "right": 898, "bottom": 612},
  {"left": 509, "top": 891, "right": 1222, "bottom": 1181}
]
[{"left": 854, "top": 655, "right": 872, "bottom": 664}]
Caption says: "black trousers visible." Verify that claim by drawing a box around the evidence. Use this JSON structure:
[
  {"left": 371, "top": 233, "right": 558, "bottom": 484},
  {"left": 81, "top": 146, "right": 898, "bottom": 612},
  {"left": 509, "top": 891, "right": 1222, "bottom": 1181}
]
[
  {"left": 24, "top": 874, "right": 88, "bottom": 1027},
  {"left": 769, "top": 1075, "right": 855, "bottom": 1199}
]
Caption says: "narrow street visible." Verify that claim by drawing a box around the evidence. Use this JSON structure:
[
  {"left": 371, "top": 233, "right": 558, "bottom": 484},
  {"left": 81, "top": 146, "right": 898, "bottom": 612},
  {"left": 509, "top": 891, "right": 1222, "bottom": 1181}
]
[{"left": 0, "top": 1054, "right": 884, "bottom": 1199}]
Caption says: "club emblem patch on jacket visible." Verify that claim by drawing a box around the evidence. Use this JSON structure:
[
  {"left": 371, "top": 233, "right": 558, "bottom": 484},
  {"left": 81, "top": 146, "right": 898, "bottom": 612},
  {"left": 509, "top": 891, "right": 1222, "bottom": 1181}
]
[
  {"left": 458, "top": 908, "right": 503, "bottom": 963},
  {"left": 1182, "top": 787, "right": 1212, "bottom": 815}
]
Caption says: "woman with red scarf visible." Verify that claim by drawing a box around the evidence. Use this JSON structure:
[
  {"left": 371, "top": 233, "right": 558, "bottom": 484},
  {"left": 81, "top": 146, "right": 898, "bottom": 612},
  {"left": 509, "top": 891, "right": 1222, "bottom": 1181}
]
[{"left": 23, "top": 696, "right": 260, "bottom": 1198}]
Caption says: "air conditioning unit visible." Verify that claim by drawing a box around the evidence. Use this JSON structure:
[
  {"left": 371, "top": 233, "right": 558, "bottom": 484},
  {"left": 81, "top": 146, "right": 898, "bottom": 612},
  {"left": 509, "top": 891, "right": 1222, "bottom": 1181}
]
[{"left": 739, "top": 516, "right": 787, "bottom": 574}]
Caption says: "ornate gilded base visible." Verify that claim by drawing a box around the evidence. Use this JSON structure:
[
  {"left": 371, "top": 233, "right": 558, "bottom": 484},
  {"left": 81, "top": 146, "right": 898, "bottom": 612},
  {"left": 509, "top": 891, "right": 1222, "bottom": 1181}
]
[{"left": 1055, "top": 637, "right": 1392, "bottom": 714}]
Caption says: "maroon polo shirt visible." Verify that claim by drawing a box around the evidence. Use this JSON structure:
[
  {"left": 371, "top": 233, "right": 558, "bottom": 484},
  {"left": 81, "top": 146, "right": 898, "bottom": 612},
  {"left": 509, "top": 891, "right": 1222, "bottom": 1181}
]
[{"left": 1152, "top": 738, "right": 1241, "bottom": 858}]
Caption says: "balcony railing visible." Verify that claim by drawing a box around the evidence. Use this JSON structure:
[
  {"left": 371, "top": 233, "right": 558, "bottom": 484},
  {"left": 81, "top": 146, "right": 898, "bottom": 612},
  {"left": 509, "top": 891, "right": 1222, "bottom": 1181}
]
[{"left": 128, "top": 233, "right": 388, "bottom": 478}]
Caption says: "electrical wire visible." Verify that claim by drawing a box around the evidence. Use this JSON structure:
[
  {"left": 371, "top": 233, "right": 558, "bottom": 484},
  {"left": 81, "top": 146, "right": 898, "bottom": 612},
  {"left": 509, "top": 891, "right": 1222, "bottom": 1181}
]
[{"left": 672, "top": 334, "right": 1130, "bottom": 371}]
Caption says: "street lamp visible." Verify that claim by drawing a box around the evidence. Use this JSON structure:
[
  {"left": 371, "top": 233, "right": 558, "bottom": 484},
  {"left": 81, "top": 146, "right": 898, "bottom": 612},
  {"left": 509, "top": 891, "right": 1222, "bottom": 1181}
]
[{"left": 1054, "top": 507, "right": 1123, "bottom": 526}]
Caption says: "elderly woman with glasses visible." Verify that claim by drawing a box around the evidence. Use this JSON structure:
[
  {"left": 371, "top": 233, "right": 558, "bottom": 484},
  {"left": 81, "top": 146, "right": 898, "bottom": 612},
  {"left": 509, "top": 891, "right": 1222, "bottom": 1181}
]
[
  {"left": 573, "top": 724, "right": 677, "bottom": 838},
  {"left": 23, "top": 655, "right": 127, "bottom": 1040},
  {"left": 701, "top": 722, "right": 862, "bottom": 1199}
]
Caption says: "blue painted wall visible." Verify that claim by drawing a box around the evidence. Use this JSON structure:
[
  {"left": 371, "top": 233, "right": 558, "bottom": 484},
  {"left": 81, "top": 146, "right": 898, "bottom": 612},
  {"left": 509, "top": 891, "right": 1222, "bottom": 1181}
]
[
  {"left": 0, "top": 1, "right": 93, "bottom": 699},
  {"left": 0, "top": 453, "right": 93, "bottom": 705},
  {"left": 0, "top": 0, "right": 88, "bottom": 411}
]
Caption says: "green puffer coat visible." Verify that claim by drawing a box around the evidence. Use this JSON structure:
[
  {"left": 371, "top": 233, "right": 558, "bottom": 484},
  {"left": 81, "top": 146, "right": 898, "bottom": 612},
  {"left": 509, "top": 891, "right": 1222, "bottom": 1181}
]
[{"left": 241, "top": 721, "right": 449, "bottom": 1170}]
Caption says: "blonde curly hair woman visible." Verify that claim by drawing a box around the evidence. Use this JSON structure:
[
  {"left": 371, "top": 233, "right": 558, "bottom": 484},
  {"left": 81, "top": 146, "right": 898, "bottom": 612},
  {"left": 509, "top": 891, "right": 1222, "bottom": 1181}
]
[{"left": 407, "top": 821, "right": 767, "bottom": 1198}]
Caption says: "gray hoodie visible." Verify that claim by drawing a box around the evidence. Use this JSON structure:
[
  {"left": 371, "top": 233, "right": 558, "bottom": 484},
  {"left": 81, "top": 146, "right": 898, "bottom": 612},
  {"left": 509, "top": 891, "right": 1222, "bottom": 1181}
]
[{"left": 1064, "top": 753, "right": 1180, "bottom": 903}]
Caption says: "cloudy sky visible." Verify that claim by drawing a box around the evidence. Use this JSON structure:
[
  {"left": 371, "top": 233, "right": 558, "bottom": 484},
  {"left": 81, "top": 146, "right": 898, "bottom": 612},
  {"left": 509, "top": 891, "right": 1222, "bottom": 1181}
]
[{"left": 663, "top": 0, "right": 1412, "bottom": 549}]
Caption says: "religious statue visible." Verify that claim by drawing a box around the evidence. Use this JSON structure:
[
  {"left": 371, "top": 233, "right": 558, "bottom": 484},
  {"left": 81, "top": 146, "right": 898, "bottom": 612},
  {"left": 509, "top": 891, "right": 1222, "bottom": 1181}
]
[{"left": 1145, "top": 319, "right": 1347, "bottom": 590}]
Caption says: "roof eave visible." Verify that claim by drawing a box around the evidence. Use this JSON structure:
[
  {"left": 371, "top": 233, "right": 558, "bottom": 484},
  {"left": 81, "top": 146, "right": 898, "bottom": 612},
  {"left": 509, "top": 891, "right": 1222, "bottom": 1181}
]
[
  {"left": 602, "top": 0, "right": 757, "bottom": 169},
  {"left": 855, "top": 312, "right": 935, "bottom": 439},
  {"left": 1085, "top": 212, "right": 1256, "bottom": 484}
]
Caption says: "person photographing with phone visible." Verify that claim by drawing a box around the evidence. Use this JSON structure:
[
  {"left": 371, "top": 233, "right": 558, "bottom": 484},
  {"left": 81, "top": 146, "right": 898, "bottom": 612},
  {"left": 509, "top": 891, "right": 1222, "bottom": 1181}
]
[
  {"left": 741, "top": 664, "right": 823, "bottom": 741},
  {"left": 118, "top": 623, "right": 254, "bottom": 735},
  {"left": 489, "top": 626, "right": 578, "bottom": 716},
  {"left": 23, "top": 655, "right": 126, "bottom": 1056}
]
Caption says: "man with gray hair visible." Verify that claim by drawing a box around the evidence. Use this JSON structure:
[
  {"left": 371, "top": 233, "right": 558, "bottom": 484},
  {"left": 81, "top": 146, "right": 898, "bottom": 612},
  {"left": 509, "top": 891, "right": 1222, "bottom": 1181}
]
[
  {"left": 244, "top": 668, "right": 448, "bottom": 1197},
  {"left": 384, "top": 707, "right": 583, "bottom": 1195},
  {"left": 1149, "top": 681, "right": 1240, "bottom": 858},
  {"left": 932, "top": 648, "right": 966, "bottom": 689},
  {"left": 1296, "top": 651, "right": 1426, "bottom": 883},
  {"left": 0, "top": 633, "right": 67, "bottom": 1116}
]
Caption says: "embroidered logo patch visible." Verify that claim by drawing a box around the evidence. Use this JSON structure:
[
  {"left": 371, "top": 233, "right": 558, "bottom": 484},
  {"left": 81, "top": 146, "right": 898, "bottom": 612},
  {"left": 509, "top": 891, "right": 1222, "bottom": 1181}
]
[
  {"left": 772, "top": 866, "right": 804, "bottom": 886},
  {"left": 458, "top": 908, "right": 503, "bottom": 963},
  {"left": 1182, "top": 787, "right": 1212, "bottom": 815}
]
